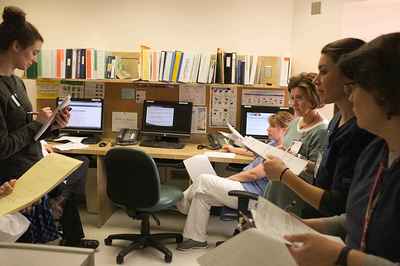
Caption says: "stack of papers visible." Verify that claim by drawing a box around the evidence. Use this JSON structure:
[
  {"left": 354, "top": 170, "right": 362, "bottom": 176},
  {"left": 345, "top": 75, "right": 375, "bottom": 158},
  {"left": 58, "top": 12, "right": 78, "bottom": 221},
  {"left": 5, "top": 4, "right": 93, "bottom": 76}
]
[
  {"left": 197, "top": 197, "right": 343, "bottom": 266},
  {"left": 183, "top": 155, "right": 217, "bottom": 182},
  {"left": 53, "top": 142, "right": 88, "bottom": 151},
  {"left": 203, "top": 151, "right": 236, "bottom": 159}
]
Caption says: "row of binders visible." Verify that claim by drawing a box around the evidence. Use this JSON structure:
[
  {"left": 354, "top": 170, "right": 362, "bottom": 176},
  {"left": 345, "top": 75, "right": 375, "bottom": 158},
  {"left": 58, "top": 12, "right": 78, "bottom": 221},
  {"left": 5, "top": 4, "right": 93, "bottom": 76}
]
[
  {"left": 26, "top": 49, "right": 136, "bottom": 80},
  {"left": 140, "top": 46, "right": 291, "bottom": 86}
]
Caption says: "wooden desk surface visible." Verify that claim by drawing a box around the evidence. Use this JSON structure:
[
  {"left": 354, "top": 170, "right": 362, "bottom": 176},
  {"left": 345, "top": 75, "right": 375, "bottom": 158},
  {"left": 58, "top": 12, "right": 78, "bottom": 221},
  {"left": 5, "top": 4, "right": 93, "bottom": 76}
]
[{"left": 56, "top": 141, "right": 254, "bottom": 164}]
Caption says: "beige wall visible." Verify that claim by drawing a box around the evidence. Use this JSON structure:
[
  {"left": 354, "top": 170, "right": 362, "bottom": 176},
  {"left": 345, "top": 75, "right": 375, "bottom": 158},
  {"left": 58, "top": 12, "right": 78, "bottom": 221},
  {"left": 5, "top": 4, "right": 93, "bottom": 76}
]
[{"left": 1, "top": 0, "right": 294, "bottom": 55}]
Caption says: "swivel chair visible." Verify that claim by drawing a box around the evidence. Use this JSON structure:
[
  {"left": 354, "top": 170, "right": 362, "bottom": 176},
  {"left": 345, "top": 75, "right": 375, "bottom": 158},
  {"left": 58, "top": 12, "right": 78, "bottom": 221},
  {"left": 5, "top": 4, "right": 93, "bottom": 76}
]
[{"left": 103, "top": 147, "right": 183, "bottom": 264}]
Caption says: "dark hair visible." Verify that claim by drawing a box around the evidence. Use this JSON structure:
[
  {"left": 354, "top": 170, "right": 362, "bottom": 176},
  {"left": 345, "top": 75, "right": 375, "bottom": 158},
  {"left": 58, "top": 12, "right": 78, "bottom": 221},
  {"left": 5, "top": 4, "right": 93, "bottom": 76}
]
[
  {"left": 288, "top": 72, "right": 322, "bottom": 109},
  {"left": 0, "top": 6, "right": 43, "bottom": 51},
  {"left": 321, "top": 38, "right": 365, "bottom": 63},
  {"left": 269, "top": 111, "right": 294, "bottom": 129},
  {"left": 339, "top": 32, "right": 400, "bottom": 118}
]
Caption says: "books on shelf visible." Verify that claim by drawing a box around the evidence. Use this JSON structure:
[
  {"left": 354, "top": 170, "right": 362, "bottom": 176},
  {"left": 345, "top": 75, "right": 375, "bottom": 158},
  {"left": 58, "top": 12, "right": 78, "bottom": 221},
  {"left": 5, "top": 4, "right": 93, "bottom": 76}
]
[{"left": 25, "top": 45, "right": 291, "bottom": 87}]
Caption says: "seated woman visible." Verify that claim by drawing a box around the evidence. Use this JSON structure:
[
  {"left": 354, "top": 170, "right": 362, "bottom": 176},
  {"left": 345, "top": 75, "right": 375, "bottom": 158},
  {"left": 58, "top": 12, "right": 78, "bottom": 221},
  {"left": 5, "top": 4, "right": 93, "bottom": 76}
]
[
  {"left": 0, "top": 180, "right": 30, "bottom": 242},
  {"left": 176, "top": 111, "right": 293, "bottom": 251},
  {"left": 263, "top": 73, "right": 328, "bottom": 216},
  {"left": 283, "top": 32, "right": 400, "bottom": 266},
  {"left": 263, "top": 38, "right": 376, "bottom": 218}
]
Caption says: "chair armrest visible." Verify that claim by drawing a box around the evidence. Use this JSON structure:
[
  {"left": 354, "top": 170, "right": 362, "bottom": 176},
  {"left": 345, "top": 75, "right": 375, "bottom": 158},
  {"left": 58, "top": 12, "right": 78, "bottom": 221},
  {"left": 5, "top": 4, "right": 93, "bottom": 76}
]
[
  {"left": 228, "top": 190, "right": 259, "bottom": 216},
  {"left": 228, "top": 190, "right": 259, "bottom": 201}
]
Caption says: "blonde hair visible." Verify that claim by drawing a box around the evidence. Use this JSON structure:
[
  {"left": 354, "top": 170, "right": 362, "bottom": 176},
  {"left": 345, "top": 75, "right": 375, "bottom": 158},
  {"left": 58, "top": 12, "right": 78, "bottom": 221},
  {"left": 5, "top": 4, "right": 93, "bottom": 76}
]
[{"left": 268, "top": 111, "right": 293, "bottom": 129}]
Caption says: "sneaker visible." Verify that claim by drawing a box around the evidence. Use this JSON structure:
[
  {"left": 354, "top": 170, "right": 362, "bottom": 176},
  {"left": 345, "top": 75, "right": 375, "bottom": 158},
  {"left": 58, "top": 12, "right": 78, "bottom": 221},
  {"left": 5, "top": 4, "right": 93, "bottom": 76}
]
[{"left": 176, "top": 239, "right": 208, "bottom": 251}]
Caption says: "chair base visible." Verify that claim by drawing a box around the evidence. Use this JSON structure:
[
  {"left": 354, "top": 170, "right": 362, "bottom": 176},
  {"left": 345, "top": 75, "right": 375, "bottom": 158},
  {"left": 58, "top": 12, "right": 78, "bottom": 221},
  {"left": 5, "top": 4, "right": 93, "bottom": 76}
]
[{"left": 105, "top": 232, "right": 183, "bottom": 264}]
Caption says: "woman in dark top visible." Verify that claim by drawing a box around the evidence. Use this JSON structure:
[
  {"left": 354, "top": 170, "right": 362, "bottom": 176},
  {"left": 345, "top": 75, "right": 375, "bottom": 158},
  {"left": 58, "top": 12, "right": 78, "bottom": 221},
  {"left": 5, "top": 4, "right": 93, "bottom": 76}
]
[
  {"left": 284, "top": 32, "right": 400, "bottom": 266},
  {"left": 0, "top": 6, "right": 97, "bottom": 248},
  {"left": 263, "top": 38, "right": 375, "bottom": 218}
]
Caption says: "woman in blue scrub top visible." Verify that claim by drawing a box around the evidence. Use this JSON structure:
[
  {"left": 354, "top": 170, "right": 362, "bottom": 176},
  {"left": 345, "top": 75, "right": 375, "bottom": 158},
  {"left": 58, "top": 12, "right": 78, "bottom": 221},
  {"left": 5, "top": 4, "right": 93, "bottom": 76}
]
[
  {"left": 263, "top": 38, "right": 375, "bottom": 218},
  {"left": 284, "top": 32, "right": 400, "bottom": 266}
]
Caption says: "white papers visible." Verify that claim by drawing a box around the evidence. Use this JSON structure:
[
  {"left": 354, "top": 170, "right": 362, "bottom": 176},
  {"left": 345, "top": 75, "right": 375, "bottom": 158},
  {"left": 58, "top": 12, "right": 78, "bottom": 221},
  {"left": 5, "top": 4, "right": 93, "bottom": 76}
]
[
  {"left": 183, "top": 155, "right": 216, "bottom": 182},
  {"left": 191, "top": 106, "right": 207, "bottom": 134},
  {"left": 112, "top": 112, "right": 138, "bottom": 132},
  {"left": 179, "top": 84, "right": 206, "bottom": 106},
  {"left": 53, "top": 136, "right": 86, "bottom": 143},
  {"left": 198, "top": 228, "right": 296, "bottom": 266},
  {"left": 34, "top": 95, "right": 71, "bottom": 141},
  {"left": 0, "top": 213, "right": 30, "bottom": 242},
  {"left": 204, "top": 151, "right": 236, "bottom": 159},
  {"left": 209, "top": 87, "right": 237, "bottom": 127},
  {"left": 135, "top": 90, "right": 146, "bottom": 103},
  {"left": 241, "top": 89, "right": 285, "bottom": 106},
  {"left": 243, "top": 136, "right": 307, "bottom": 175},
  {"left": 53, "top": 142, "right": 88, "bottom": 151}
]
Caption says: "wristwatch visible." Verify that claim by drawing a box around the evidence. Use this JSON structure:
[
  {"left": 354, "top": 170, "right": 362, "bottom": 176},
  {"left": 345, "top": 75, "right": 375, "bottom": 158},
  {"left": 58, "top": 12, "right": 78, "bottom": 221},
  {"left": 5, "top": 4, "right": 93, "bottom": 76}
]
[{"left": 335, "top": 246, "right": 352, "bottom": 266}]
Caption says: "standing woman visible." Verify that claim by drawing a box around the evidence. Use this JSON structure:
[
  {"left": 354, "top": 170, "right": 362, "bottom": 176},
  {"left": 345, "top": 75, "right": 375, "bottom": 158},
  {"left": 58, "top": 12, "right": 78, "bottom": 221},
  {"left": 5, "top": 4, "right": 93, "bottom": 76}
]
[
  {"left": 263, "top": 39, "right": 375, "bottom": 218},
  {"left": 0, "top": 6, "right": 98, "bottom": 248}
]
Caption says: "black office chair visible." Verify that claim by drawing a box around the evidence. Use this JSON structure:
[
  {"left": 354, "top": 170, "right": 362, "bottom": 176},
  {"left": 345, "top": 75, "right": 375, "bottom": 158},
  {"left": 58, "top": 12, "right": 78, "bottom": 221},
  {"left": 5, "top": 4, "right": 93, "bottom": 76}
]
[{"left": 103, "top": 147, "right": 183, "bottom": 264}]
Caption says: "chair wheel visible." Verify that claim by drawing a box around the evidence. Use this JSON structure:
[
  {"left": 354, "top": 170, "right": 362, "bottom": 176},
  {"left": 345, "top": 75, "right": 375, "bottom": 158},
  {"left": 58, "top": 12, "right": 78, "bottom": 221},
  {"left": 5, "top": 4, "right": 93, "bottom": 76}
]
[
  {"left": 176, "top": 235, "right": 183, "bottom": 243},
  {"left": 104, "top": 238, "right": 112, "bottom": 246},
  {"left": 165, "top": 254, "right": 172, "bottom": 263},
  {"left": 117, "top": 255, "right": 124, "bottom": 264}
]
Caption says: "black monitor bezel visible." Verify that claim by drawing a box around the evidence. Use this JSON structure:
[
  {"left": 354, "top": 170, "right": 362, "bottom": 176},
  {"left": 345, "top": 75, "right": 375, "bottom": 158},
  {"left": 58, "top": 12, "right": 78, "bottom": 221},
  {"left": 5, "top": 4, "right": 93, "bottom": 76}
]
[
  {"left": 141, "top": 100, "right": 193, "bottom": 138},
  {"left": 240, "top": 105, "right": 292, "bottom": 139},
  {"left": 56, "top": 97, "right": 104, "bottom": 134}
]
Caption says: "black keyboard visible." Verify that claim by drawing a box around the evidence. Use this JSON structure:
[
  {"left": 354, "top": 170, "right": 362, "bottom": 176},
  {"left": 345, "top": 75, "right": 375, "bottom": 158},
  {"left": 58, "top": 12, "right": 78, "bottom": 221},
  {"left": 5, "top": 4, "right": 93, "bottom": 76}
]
[{"left": 140, "top": 140, "right": 185, "bottom": 149}]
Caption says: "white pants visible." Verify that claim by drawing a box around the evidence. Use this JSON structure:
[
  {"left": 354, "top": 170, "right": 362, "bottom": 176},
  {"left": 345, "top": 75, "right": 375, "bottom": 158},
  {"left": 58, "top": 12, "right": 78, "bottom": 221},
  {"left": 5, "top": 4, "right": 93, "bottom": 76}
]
[{"left": 177, "top": 174, "right": 244, "bottom": 242}]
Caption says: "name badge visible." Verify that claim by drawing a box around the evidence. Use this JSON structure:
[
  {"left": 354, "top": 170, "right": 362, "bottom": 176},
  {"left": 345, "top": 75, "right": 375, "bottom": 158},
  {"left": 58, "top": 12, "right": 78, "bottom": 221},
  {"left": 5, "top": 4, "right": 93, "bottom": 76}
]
[
  {"left": 11, "top": 94, "right": 21, "bottom": 107},
  {"left": 289, "top": 140, "right": 303, "bottom": 154}
]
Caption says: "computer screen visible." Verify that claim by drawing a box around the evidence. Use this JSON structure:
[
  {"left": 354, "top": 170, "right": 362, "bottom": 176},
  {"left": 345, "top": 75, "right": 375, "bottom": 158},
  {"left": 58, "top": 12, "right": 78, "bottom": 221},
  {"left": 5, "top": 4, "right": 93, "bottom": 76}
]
[
  {"left": 57, "top": 98, "right": 104, "bottom": 134},
  {"left": 240, "top": 105, "right": 291, "bottom": 139},
  {"left": 142, "top": 100, "right": 193, "bottom": 138}
]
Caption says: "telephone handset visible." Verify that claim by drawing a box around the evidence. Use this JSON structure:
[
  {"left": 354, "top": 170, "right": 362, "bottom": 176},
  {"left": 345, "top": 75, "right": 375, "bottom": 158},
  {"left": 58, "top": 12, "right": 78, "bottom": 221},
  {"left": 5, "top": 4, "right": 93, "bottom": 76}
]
[
  {"left": 207, "top": 133, "right": 227, "bottom": 149},
  {"left": 116, "top": 128, "right": 139, "bottom": 145}
]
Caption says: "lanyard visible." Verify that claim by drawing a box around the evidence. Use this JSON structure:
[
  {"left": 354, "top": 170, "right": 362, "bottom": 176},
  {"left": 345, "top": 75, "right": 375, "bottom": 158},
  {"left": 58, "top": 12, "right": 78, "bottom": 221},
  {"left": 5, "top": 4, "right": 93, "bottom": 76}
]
[{"left": 360, "top": 161, "right": 385, "bottom": 251}]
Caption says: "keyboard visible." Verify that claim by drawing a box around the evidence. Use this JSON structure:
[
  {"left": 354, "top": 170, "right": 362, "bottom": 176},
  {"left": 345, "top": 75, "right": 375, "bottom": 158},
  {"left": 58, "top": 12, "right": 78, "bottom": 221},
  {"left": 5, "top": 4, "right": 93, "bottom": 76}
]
[{"left": 139, "top": 140, "right": 185, "bottom": 149}]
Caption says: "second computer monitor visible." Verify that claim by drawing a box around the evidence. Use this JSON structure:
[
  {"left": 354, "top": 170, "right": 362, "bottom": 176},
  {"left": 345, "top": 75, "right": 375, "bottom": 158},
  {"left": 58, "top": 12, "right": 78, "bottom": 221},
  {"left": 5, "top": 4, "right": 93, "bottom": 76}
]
[
  {"left": 240, "top": 105, "right": 291, "bottom": 139},
  {"left": 142, "top": 100, "right": 193, "bottom": 138}
]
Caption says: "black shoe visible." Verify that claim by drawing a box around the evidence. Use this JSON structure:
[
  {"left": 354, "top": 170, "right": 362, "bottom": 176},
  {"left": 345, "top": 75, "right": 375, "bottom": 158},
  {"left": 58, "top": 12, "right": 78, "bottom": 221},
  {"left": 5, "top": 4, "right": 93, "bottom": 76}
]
[{"left": 60, "top": 239, "right": 99, "bottom": 249}]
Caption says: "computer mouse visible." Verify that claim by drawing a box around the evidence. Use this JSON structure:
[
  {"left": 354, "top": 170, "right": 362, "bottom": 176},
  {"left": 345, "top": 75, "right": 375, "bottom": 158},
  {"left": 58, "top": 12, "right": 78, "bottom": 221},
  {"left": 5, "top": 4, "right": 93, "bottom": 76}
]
[{"left": 98, "top": 142, "right": 107, "bottom": 147}]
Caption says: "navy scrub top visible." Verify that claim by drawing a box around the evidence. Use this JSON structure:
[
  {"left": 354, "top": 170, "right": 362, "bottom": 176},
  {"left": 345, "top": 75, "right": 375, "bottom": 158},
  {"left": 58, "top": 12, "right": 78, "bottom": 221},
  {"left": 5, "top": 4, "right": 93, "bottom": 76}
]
[
  {"left": 346, "top": 138, "right": 400, "bottom": 262},
  {"left": 314, "top": 113, "right": 375, "bottom": 216}
]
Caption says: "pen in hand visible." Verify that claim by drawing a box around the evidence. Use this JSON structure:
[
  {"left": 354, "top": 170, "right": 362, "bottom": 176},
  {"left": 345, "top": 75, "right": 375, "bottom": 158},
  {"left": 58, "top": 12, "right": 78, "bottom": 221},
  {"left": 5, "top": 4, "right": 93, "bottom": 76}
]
[{"left": 26, "top": 111, "right": 39, "bottom": 115}]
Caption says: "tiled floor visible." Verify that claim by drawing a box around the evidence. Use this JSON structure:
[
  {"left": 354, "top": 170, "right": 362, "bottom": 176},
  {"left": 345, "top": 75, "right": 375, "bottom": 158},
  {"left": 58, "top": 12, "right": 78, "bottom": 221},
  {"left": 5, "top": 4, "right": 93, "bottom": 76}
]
[{"left": 81, "top": 209, "right": 235, "bottom": 266}]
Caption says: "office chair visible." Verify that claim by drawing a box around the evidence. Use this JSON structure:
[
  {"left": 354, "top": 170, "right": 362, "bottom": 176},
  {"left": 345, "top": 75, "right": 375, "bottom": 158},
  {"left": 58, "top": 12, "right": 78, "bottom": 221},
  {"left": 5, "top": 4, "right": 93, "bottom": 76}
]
[{"left": 103, "top": 147, "right": 183, "bottom": 264}]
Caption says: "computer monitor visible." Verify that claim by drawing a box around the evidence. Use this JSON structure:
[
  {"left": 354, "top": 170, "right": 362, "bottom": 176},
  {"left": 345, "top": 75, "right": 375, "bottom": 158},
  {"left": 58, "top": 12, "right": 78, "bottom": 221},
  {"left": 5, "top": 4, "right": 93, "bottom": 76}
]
[
  {"left": 141, "top": 100, "right": 193, "bottom": 148},
  {"left": 240, "top": 105, "right": 292, "bottom": 139},
  {"left": 56, "top": 98, "right": 104, "bottom": 143}
]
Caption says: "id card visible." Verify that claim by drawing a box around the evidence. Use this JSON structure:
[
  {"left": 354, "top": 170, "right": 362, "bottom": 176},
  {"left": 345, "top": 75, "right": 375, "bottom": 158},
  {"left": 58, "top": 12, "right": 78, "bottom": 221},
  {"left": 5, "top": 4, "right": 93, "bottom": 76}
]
[{"left": 289, "top": 140, "right": 303, "bottom": 154}]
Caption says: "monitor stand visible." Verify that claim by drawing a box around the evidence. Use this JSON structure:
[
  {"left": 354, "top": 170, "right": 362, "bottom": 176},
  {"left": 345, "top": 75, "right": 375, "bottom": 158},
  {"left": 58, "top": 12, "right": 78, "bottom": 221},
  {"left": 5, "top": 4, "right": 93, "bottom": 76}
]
[{"left": 140, "top": 136, "right": 185, "bottom": 149}]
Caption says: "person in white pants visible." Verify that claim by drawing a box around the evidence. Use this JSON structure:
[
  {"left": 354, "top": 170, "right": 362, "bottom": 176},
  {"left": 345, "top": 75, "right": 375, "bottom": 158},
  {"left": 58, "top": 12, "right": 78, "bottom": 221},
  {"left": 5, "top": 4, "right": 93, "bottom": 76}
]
[{"left": 176, "top": 111, "right": 294, "bottom": 250}]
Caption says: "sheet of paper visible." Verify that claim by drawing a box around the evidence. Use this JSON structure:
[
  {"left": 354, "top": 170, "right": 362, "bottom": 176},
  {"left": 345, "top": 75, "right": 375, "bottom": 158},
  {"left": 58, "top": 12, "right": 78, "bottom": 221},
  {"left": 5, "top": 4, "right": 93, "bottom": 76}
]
[
  {"left": 204, "top": 151, "right": 236, "bottom": 159},
  {"left": 53, "top": 142, "right": 89, "bottom": 151},
  {"left": 0, "top": 153, "right": 82, "bottom": 216},
  {"left": 53, "top": 136, "right": 86, "bottom": 143},
  {"left": 241, "top": 89, "right": 285, "bottom": 106},
  {"left": 111, "top": 112, "right": 138, "bottom": 132},
  {"left": 34, "top": 95, "right": 71, "bottom": 141},
  {"left": 209, "top": 87, "right": 237, "bottom": 128},
  {"left": 191, "top": 106, "right": 207, "bottom": 134},
  {"left": 242, "top": 136, "right": 307, "bottom": 175},
  {"left": 179, "top": 84, "right": 206, "bottom": 105},
  {"left": 135, "top": 90, "right": 146, "bottom": 103},
  {"left": 183, "top": 155, "right": 216, "bottom": 182},
  {"left": 197, "top": 228, "right": 296, "bottom": 266}
]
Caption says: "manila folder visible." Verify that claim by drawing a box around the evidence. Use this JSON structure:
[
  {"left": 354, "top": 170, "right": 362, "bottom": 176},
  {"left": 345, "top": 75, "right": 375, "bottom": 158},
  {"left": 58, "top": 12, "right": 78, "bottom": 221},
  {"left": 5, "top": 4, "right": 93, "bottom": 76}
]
[
  {"left": 197, "top": 228, "right": 296, "bottom": 266},
  {"left": 0, "top": 153, "right": 82, "bottom": 216}
]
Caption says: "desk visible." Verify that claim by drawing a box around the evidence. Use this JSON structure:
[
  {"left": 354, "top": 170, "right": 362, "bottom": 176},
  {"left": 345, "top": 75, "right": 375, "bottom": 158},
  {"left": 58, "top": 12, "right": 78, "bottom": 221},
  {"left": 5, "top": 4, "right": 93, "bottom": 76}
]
[{"left": 59, "top": 142, "right": 253, "bottom": 227}]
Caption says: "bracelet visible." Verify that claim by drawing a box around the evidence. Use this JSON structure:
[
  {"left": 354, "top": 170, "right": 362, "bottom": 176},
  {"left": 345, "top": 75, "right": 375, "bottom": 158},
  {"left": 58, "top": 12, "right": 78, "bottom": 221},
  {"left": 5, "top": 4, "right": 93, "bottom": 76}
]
[
  {"left": 279, "top": 167, "right": 290, "bottom": 182},
  {"left": 335, "top": 246, "right": 352, "bottom": 266}
]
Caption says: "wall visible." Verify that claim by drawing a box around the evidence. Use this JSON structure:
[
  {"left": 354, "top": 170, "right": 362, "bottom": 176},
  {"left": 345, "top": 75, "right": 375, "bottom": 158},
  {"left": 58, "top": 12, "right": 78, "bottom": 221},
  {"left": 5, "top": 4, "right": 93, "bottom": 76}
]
[{"left": 0, "top": 0, "right": 294, "bottom": 56}]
